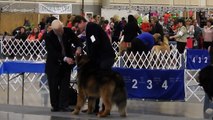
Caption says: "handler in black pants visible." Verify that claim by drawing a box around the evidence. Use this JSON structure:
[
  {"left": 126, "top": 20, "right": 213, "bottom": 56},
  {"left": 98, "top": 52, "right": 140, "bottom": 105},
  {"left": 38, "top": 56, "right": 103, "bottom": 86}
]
[{"left": 45, "top": 20, "right": 82, "bottom": 112}]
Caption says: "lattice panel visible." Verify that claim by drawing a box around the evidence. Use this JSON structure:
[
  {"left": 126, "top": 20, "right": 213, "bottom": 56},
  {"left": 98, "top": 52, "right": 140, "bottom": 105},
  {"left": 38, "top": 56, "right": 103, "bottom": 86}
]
[
  {"left": 114, "top": 49, "right": 182, "bottom": 69},
  {"left": 185, "top": 70, "right": 205, "bottom": 102},
  {"left": 1, "top": 39, "right": 47, "bottom": 61}
]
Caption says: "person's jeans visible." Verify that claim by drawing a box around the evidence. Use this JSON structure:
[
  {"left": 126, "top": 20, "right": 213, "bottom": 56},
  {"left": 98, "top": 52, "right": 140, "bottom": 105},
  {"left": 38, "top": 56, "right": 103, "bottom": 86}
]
[{"left": 203, "top": 93, "right": 213, "bottom": 118}]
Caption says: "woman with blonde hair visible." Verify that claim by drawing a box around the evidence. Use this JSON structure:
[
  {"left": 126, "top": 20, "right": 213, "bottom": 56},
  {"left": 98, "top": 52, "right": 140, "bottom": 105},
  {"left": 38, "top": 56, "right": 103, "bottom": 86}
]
[{"left": 112, "top": 15, "right": 122, "bottom": 43}]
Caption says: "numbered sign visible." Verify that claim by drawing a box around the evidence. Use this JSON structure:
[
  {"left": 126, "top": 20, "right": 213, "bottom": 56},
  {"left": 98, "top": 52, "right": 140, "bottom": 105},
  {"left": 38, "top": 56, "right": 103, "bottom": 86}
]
[
  {"left": 186, "top": 49, "right": 210, "bottom": 69},
  {"left": 113, "top": 68, "right": 185, "bottom": 101}
]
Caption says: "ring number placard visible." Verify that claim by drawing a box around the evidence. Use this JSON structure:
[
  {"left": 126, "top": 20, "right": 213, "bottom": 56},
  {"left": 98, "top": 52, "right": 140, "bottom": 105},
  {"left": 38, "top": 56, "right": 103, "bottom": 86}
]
[
  {"left": 192, "top": 56, "right": 208, "bottom": 64},
  {"left": 186, "top": 49, "right": 210, "bottom": 69},
  {"left": 132, "top": 79, "right": 168, "bottom": 90},
  {"left": 113, "top": 68, "right": 185, "bottom": 100}
]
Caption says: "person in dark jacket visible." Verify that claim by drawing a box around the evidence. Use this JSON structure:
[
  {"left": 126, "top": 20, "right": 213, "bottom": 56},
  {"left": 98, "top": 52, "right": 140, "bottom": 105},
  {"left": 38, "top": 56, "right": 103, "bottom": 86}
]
[
  {"left": 73, "top": 16, "right": 115, "bottom": 71},
  {"left": 150, "top": 17, "right": 164, "bottom": 41},
  {"left": 40, "top": 24, "right": 52, "bottom": 41},
  {"left": 45, "top": 20, "right": 82, "bottom": 112},
  {"left": 192, "top": 19, "right": 202, "bottom": 49},
  {"left": 15, "top": 26, "right": 28, "bottom": 41},
  {"left": 72, "top": 15, "right": 116, "bottom": 113},
  {"left": 112, "top": 16, "right": 123, "bottom": 43},
  {"left": 120, "top": 15, "right": 141, "bottom": 54},
  {"left": 201, "top": 41, "right": 213, "bottom": 118},
  {"left": 123, "top": 15, "right": 141, "bottom": 43}
]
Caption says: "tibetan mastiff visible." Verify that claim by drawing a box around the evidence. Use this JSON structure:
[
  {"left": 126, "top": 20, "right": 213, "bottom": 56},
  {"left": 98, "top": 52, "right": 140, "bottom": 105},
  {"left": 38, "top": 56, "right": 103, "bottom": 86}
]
[
  {"left": 199, "top": 65, "right": 213, "bottom": 100},
  {"left": 72, "top": 55, "right": 127, "bottom": 117}
]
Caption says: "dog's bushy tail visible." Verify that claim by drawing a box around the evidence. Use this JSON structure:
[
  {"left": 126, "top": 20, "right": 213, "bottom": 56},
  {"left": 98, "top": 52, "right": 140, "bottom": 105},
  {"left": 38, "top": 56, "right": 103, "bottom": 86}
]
[{"left": 112, "top": 72, "right": 127, "bottom": 117}]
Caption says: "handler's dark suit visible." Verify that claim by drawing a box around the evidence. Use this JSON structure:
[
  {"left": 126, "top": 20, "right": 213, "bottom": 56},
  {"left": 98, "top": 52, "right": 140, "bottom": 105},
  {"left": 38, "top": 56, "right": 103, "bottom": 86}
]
[
  {"left": 45, "top": 27, "right": 82, "bottom": 111},
  {"left": 86, "top": 22, "right": 115, "bottom": 70},
  {"left": 85, "top": 22, "right": 116, "bottom": 112}
]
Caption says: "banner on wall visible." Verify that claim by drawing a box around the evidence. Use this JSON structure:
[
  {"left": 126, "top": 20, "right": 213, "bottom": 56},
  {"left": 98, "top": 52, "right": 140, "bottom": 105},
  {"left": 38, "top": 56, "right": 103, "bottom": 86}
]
[
  {"left": 39, "top": 3, "right": 72, "bottom": 14},
  {"left": 113, "top": 68, "right": 185, "bottom": 101}
]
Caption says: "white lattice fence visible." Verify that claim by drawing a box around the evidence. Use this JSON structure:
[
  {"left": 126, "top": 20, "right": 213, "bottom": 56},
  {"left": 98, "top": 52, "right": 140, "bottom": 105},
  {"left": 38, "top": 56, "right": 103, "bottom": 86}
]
[
  {"left": 185, "top": 70, "right": 205, "bottom": 102},
  {"left": 0, "top": 38, "right": 206, "bottom": 105},
  {"left": 114, "top": 50, "right": 182, "bottom": 69},
  {"left": 3, "top": 74, "right": 47, "bottom": 92},
  {"left": 1, "top": 39, "right": 46, "bottom": 60}
]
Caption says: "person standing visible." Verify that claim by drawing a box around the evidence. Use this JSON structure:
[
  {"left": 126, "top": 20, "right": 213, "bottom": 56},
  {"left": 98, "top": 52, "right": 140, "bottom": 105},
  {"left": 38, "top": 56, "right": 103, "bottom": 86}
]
[
  {"left": 203, "top": 20, "right": 213, "bottom": 49},
  {"left": 170, "top": 19, "right": 187, "bottom": 54},
  {"left": 101, "top": 20, "right": 112, "bottom": 42},
  {"left": 120, "top": 15, "right": 141, "bottom": 55},
  {"left": 150, "top": 16, "right": 164, "bottom": 41},
  {"left": 203, "top": 40, "right": 213, "bottom": 119},
  {"left": 72, "top": 15, "right": 116, "bottom": 113},
  {"left": 39, "top": 18, "right": 46, "bottom": 31},
  {"left": 45, "top": 20, "right": 82, "bottom": 112},
  {"left": 192, "top": 19, "right": 202, "bottom": 49},
  {"left": 112, "top": 15, "right": 123, "bottom": 43},
  {"left": 185, "top": 19, "right": 194, "bottom": 49}
]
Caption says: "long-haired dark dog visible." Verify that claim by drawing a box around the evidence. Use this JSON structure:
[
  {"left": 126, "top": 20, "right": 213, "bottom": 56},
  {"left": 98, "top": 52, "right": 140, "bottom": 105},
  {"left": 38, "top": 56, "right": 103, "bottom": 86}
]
[
  {"left": 72, "top": 55, "right": 127, "bottom": 117},
  {"left": 199, "top": 65, "right": 213, "bottom": 100}
]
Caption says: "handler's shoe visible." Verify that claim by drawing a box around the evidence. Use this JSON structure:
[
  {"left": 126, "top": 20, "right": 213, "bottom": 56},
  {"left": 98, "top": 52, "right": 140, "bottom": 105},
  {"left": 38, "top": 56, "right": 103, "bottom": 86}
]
[
  {"left": 60, "top": 107, "right": 74, "bottom": 112},
  {"left": 51, "top": 107, "right": 60, "bottom": 112}
]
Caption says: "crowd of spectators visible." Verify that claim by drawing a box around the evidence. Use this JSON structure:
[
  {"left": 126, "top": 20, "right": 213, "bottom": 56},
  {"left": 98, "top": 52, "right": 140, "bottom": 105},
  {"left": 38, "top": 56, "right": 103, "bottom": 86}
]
[
  {"left": 6, "top": 13, "right": 213, "bottom": 58},
  {"left": 72, "top": 14, "right": 212, "bottom": 55}
]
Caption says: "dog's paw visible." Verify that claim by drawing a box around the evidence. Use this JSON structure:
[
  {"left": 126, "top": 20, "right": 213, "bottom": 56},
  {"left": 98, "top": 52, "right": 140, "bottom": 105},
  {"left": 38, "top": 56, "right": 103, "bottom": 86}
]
[
  {"left": 71, "top": 110, "right": 79, "bottom": 115},
  {"left": 97, "top": 114, "right": 107, "bottom": 117},
  {"left": 97, "top": 112, "right": 108, "bottom": 117},
  {"left": 87, "top": 110, "right": 93, "bottom": 114},
  {"left": 120, "top": 113, "right": 127, "bottom": 117}
]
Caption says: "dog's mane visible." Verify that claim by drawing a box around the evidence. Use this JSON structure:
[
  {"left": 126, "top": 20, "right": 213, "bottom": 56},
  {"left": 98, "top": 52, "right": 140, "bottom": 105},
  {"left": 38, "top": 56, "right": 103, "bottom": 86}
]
[
  {"left": 77, "top": 55, "right": 99, "bottom": 88},
  {"left": 76, "top": 55, "right": 126, "bottom": 91}
]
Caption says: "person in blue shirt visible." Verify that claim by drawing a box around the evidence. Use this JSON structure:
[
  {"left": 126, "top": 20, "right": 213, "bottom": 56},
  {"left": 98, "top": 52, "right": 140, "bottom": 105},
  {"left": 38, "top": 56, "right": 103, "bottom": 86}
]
[{"left": 130, "top": 32, "right": 155, "bottom": 54}]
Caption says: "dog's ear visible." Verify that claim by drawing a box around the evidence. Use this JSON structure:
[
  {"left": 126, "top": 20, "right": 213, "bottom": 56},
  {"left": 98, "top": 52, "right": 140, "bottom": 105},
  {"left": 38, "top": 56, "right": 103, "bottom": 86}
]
[
  {"left": 153, "top": 33, "right": 161, "bottom": 43},
  {"left": 76, "top": 54, "right": 90, "bottom": 67}
]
